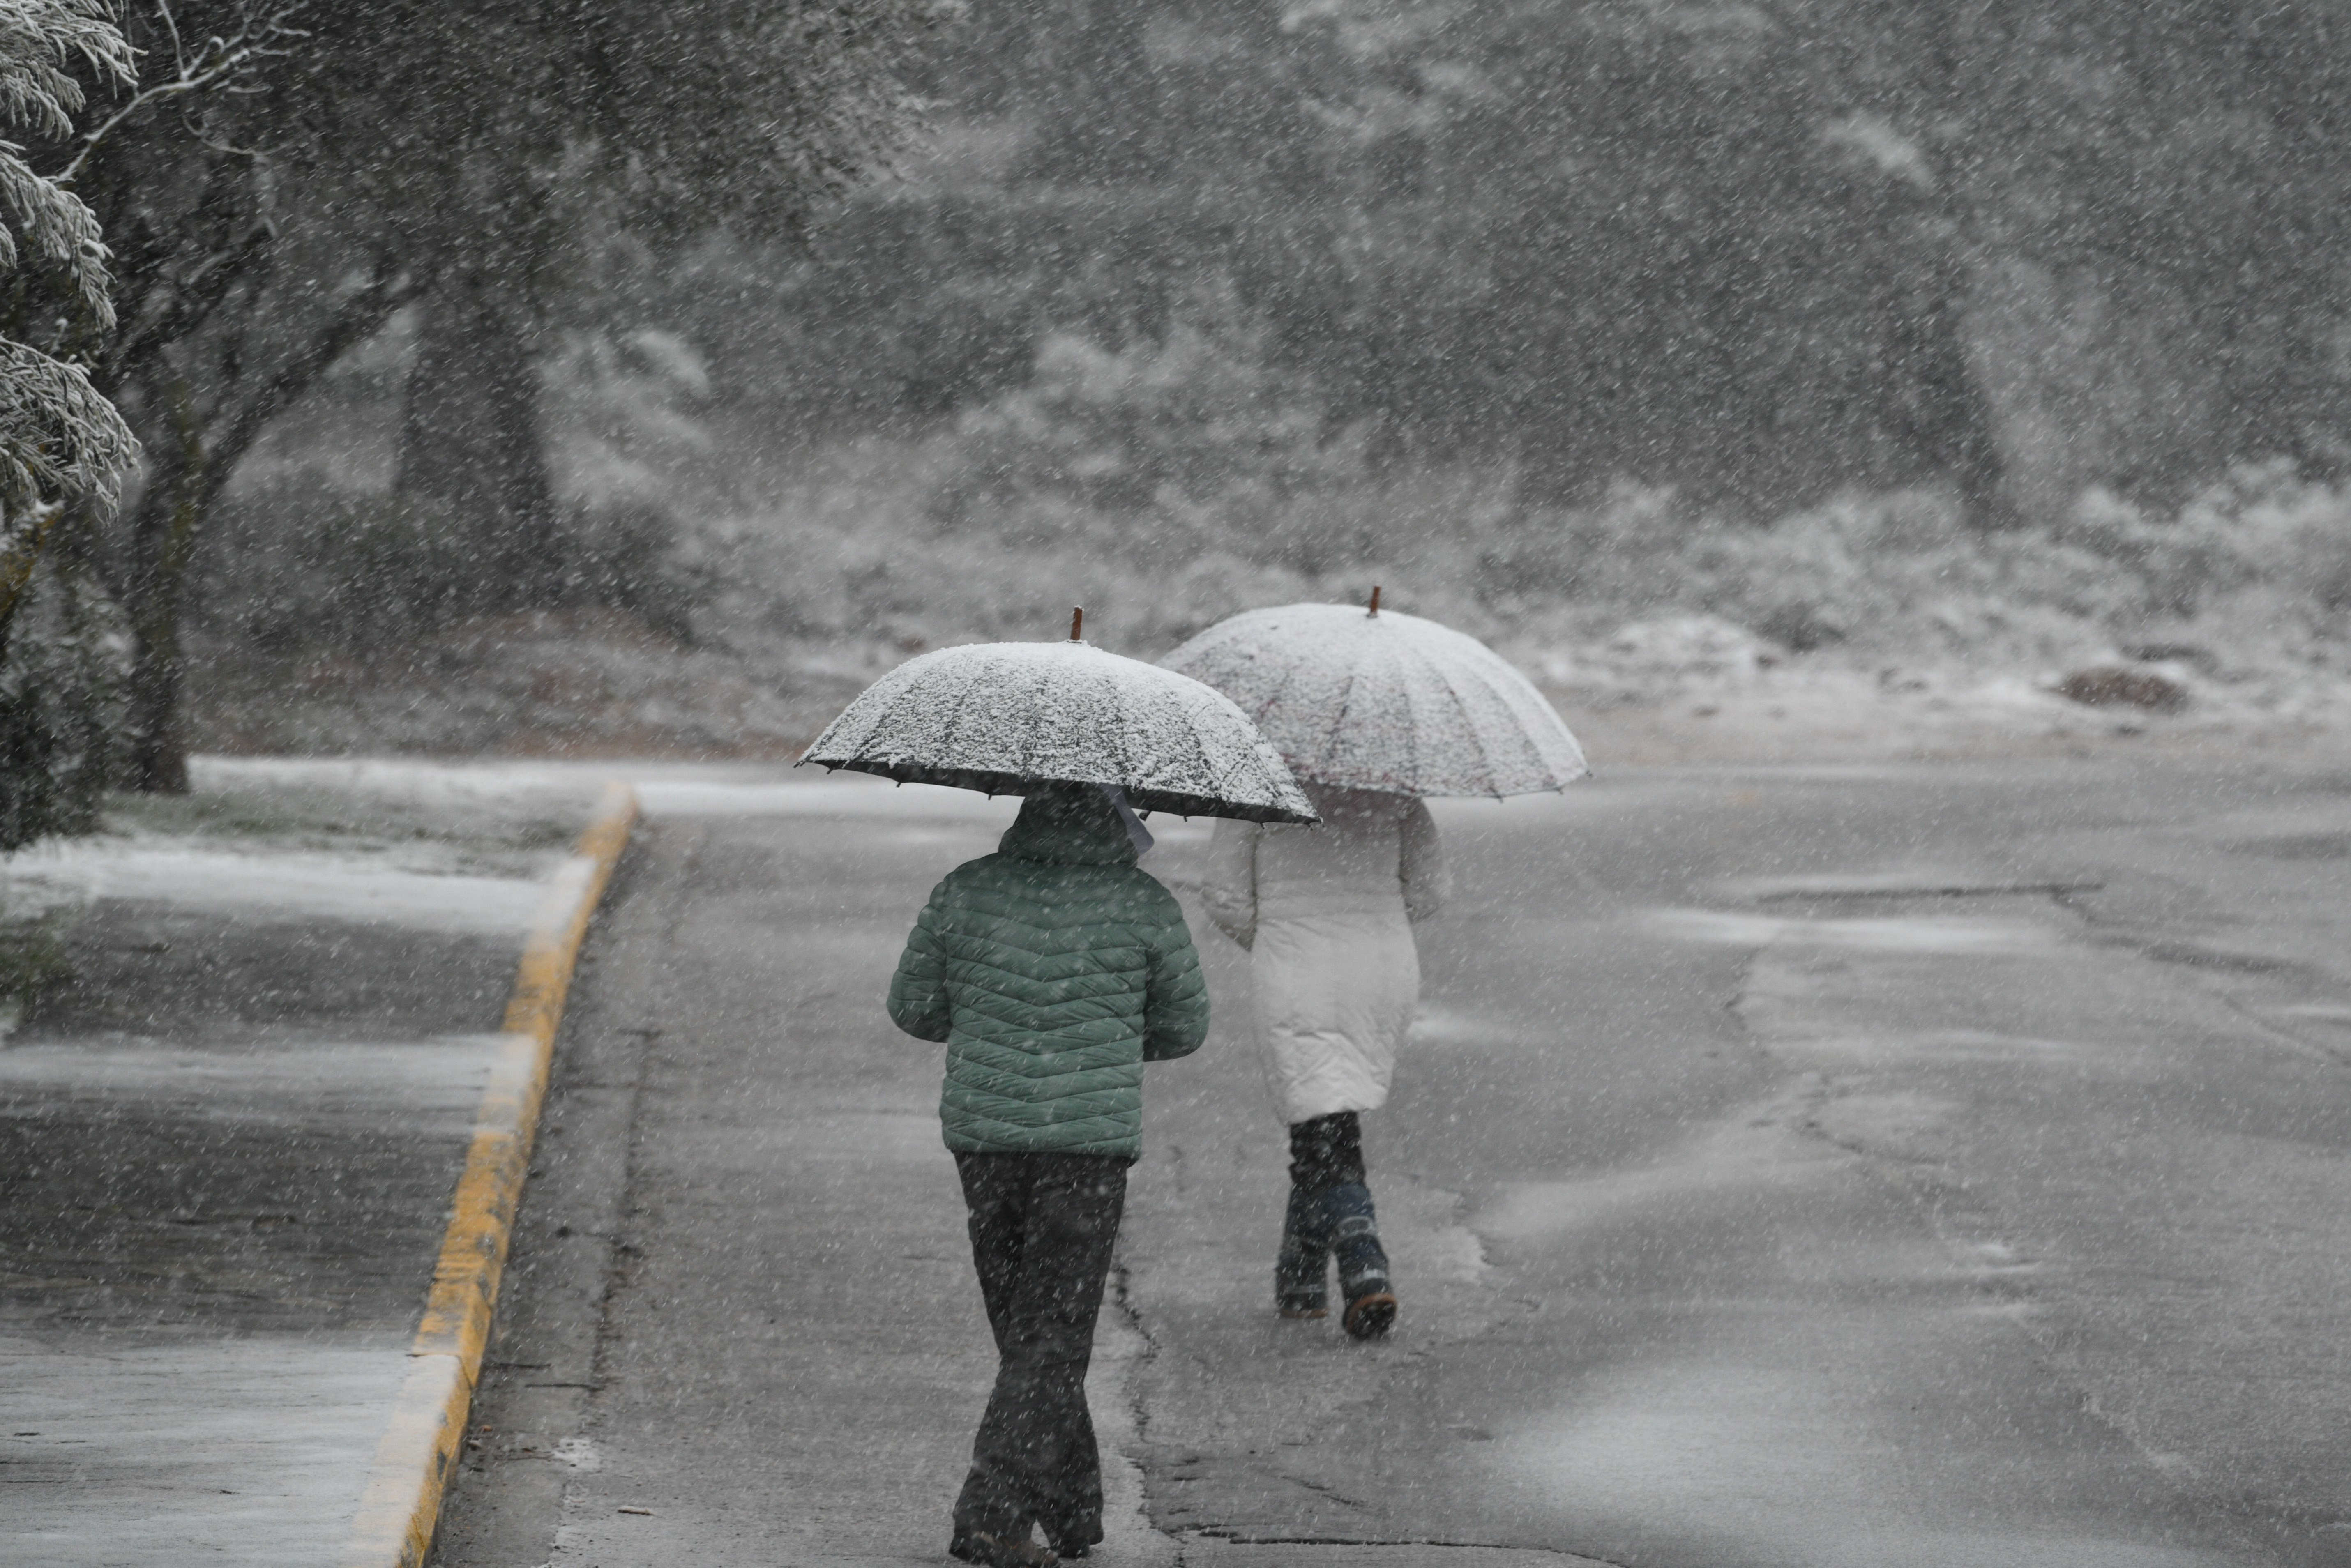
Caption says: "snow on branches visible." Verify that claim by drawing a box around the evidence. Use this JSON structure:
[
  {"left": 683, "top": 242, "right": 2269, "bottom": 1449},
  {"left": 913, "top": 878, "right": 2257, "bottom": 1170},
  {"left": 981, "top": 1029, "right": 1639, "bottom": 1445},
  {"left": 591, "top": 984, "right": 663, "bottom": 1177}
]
[{"left": 0, "top": 0, "right": 135, "bottom": 520}]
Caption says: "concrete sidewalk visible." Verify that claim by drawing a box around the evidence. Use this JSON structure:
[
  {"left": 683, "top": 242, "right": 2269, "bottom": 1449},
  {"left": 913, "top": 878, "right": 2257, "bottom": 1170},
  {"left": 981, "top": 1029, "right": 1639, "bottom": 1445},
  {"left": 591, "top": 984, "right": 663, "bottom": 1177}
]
[{"left": 0, "top": 764, "right": 607, "bottom": 1566}]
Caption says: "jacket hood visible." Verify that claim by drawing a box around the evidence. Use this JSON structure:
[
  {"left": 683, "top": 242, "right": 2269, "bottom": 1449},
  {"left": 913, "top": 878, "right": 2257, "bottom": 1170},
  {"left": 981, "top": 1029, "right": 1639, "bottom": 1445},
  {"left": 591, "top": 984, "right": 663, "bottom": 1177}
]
[{"left": 998, "top": 785, "right": 1139, "bottom": 867}]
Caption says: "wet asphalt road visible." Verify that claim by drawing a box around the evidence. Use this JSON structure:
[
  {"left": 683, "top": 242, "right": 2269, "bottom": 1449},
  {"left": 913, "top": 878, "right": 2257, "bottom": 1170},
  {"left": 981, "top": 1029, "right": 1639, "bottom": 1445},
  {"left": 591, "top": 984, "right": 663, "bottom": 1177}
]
[{"left": 437, "top": 762, "right": 2351, "bottom": 1568}]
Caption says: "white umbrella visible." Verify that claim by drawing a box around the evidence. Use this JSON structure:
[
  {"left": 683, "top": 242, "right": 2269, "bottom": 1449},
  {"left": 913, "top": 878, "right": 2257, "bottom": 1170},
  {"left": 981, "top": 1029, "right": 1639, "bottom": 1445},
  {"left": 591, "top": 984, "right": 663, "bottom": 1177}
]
[
  {"left": 1160, "top": 597, "right": 1590, "bottom": 798},
  {"left": 798, "top": 628, "right": 1318, "bottom": 824}
]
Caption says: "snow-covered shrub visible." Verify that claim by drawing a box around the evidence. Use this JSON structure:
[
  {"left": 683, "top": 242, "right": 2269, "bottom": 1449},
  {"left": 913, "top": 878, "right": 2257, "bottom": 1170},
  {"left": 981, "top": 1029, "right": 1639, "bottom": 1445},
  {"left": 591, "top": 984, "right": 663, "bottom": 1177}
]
[
  {"left": 679, "top": 362, "right": 2351, "bottom": 705},
  {"left": 194, "top": 475, "right": 705, "bottom": 650},
  {"left": 689, "top": 486, "right": 1323, "bottom": 661},
  {"left": 1591, "top": 615, "right": 1773, "bottom": 686},
  {"left": 1522, "top": 465, "right": 2351, "bottom": 682},
  {"left": 1480, "top": 481, "right": 1688, "bottom": 608},
  {"left": 2063, "top": 461, "right": 2351, "bottom": 617},
  {"left": 1664, "top": 489, "right": 2167, "bottom": 668},
  {"left": 0, "top": 559, "right": 126, "bottom": 851},
  {"left": 195, "top": 479, "right": 488, "bottom": 648},
  {"left": 931, "top": 282, "right": 1376, "bottom": 576},
  {"left": 676, "top": 284, "right": 1393, "bottom": 662},
  {"left": 556, "top": 500, "right": 706, "bottom": 642},
  {"left": 544, "top": 327, "right": 715, "bottom": 514}
]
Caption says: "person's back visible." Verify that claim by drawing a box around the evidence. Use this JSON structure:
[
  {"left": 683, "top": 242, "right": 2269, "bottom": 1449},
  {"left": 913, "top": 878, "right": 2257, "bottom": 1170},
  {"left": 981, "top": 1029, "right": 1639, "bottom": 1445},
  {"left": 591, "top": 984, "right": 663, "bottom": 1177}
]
[
  {"left": 888, "top": 784, "right": 1206, "bottom": 1566},
  {"left": 1246, "top": 784, "right": 1446, "bottom": 924},
  {"left": 890, "top": 785, "right": 1207, "bottom": 1157},
  {"left": 1198, "top": 780, "right": 1447, "bottom": 1338}
]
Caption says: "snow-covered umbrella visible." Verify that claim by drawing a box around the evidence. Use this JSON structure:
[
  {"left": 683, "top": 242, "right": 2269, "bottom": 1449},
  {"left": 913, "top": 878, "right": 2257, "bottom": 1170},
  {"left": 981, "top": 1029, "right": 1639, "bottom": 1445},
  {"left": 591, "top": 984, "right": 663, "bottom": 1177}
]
[
  {"left": 798, "top": 615, "right": 1319, "bottom": 824},
  {"left": 1160, "top": 594, "right": 1590, "bottom": 798}
]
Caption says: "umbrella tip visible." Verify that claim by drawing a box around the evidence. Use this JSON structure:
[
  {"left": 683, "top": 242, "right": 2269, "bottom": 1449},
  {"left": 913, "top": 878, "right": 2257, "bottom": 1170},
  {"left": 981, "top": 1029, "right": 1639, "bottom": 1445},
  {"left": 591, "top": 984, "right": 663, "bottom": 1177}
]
[
  {"left": 1368, "top": 586, "right": 1381, "bottom": 617},
  {"left": 1070, "top": 606, "right": 1084, "bottom": 642}
]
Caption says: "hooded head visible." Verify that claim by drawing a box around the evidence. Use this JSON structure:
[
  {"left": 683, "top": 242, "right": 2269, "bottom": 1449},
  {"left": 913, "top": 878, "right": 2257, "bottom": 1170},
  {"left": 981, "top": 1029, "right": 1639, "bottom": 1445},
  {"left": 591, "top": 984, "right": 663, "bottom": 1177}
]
[{"left": 997, "top": 783, "right": 1139, "bottom": 867}]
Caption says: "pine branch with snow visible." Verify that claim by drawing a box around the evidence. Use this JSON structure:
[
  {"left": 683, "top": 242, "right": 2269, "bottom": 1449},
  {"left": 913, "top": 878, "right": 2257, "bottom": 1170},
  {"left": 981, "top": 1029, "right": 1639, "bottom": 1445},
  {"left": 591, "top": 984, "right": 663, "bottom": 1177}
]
[{"left": 0, "top": 0, "right": 135, "bottom": 524}]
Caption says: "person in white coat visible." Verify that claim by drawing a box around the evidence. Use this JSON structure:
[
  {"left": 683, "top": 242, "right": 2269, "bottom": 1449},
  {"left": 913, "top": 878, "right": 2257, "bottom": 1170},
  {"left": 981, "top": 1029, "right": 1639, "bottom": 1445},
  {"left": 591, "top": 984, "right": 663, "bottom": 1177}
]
[{"left": 1199, "top": 780, "right": 1449, "bottom": 1338}]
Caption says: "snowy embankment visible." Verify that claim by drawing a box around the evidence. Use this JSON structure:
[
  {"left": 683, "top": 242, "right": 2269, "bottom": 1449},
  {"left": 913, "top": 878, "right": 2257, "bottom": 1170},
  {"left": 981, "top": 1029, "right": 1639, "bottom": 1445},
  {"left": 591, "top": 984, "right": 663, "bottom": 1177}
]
[
  {"left": 193, "top": 419, "right": 2351, "bottom": 767},
  {"left": 0, "top": 762, "right": 608, "bottom": 1566},
  {"left": 182, "top": 608, "right": 2351, "bottom": 769},
  {"left": 1524, "top": 613, "right": 2351, "bottom": 764},
  {"left": 0, "top": 759, "right": 601, "bottom": 984}
]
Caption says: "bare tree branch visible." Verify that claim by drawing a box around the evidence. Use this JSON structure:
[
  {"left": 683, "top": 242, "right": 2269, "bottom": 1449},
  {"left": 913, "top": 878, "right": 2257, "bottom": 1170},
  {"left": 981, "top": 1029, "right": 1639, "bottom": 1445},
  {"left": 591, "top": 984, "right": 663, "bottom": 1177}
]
[{"left": 54, "top": 0, "right": 312, "bottom": 187}]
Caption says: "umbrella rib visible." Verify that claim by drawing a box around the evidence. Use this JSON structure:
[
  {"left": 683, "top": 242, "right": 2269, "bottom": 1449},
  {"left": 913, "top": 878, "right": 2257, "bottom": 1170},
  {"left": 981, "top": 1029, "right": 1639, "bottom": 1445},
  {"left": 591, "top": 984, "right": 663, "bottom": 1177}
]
[
  {"left": 1256, "top": 633, "right": 1314, "bottom": 774},
  {"left": 1342, "top": 618, "right": 1396, "bottom": 792},
  {"left": 1408, "top": 636, "right": 1493, "bottom": 796},
  {"left": 1106, "top": 657, "right": 1135, "bottom": 788},
  {"left": 919, "top": 654, "right": 977, "bottom": 776},
  {"left": 1325, "top": 662, "right": 1360, "bottom": 790},
  {"left": 1506, "top": 665, "right": 1556, "bottom": 785},
  {"left": 1194, "top": 691, "right": 1232, "bottom": 804},
  {"left": 1196, "top": 638, "right": 1242, "bottom": 791},
  {"left": 1397, "top": 635, "right": 1426, "bottom": 794},
  {"left": 1455, "top": 649, "right": 1506, "bottom": 796},
  {"left": 1477, "top": 643, "right": 1569, "bottom": 788},
  {"left": 1019, "top": 652, "right": 1057, "bottom": 784},
  {"left": 855, "top": 662, "right": 930, "bottom": 763},
  {"left": 1176, "top": 687, "right": 1221, "bottom": 808},
  {"left": 1434, "top": 640, "right": 1500, "bottom": 794}
]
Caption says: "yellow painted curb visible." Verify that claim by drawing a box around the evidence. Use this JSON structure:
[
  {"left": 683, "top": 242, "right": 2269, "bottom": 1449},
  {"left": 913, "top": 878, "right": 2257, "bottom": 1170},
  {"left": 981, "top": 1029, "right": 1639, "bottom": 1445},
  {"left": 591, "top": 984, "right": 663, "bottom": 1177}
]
[{"left": 342, "top": 781, "right": 639, "bottom": 1568}]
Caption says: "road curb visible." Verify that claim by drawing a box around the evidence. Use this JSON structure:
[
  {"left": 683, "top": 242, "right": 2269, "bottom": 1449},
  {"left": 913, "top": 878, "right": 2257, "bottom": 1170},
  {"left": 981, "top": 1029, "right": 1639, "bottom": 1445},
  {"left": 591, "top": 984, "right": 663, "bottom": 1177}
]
[{"left": 341, "top": 781, "right": 639, "bottom": 1568}]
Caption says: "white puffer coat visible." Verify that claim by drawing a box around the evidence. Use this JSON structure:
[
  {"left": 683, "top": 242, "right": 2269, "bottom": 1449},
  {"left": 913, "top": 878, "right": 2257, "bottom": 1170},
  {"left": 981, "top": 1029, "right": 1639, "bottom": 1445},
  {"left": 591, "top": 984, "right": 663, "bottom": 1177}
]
[{"left": 1199, "top": 783, "right": 1449, "bottom": 1125}]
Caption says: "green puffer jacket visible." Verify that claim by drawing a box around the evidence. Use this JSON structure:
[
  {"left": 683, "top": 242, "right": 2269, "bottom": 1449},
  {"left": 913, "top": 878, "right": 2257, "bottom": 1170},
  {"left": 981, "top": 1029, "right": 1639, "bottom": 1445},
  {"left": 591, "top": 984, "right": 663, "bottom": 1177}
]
[{"left": 888, "top": 786, "right": 1209, "bottom": 1158}]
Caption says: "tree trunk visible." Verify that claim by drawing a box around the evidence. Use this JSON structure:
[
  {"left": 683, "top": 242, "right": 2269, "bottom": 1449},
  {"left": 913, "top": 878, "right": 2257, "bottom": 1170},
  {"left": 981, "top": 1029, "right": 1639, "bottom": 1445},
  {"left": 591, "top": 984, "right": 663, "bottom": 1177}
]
[
  {"left": 395, "top": 286, "right": 561, "bottom": 610},
  {"left": 107, "top": 263, "right": 420, "bottom": 795},
  {"left": 0, "top": 502, "right": 65, "bottom": 669},
  {"left": 121, "top": 445, "right": 202, "bottom": 795},
  {"left": 1880, "top": 246, "right": 2012, "bottom": 528},
  {"left": 123, "top": 618, "right": 188, "bottom": 793}
]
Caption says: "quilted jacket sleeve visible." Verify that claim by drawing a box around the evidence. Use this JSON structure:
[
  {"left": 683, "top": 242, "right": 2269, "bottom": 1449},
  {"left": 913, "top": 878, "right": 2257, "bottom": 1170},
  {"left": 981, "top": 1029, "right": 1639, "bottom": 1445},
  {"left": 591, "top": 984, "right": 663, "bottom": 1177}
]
[
  {"left": 1199, "top": 817, "right": 1261, "bottom": 949},
  {"left": 885, "top": 885, "right": 953, "bottom": 1042},
  {"left": 1141, "top": 886, "right": 1210, "bottom": 1062},
  {"left": 1400, "top": 799, "right": 1450, "bottom": 923}
]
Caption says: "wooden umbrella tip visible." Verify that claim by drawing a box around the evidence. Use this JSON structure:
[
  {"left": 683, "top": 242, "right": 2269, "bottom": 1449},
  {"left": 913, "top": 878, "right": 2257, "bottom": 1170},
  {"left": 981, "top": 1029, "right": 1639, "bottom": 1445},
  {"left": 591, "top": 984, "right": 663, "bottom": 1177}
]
[
  {"left": 1070, "top": 606, "right": 1085, "bottom": 642},
  {"left": 1368, "top": 586, "right": 1382, "bottom": 617}
]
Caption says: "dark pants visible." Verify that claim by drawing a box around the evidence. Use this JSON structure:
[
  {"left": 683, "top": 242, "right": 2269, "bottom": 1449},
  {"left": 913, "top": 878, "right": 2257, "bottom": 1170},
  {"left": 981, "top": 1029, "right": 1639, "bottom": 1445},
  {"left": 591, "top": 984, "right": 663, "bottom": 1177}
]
[
  {"left": 1280, "top": 1112, "right": 1388, "bottom": 1312},
  {"left": 1289, "top": 1111, "right": 1365, "bottom": 1191},
  {"left": 952, "top": 1151, "right": 1129, "bottom": 1550}
]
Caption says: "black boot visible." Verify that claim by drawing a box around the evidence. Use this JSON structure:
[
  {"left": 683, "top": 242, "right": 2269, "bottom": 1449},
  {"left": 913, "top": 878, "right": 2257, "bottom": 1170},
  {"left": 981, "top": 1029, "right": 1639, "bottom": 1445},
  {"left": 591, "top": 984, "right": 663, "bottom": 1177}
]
[
  {"left": 1275, "top": 1182, "right": 1329, "bottom": 1318},
  {"left": 1324, "top": 1182, "right": 1397, "bottom": 1340},
  {"left": 949, "top": 1529, "right": 1057, "bottom": 1567}
]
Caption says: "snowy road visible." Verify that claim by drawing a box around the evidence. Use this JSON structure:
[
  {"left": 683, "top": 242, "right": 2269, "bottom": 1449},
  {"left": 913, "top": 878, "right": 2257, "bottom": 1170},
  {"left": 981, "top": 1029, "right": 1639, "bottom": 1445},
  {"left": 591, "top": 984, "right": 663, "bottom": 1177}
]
[{"left": 438, "top": 762, "right": 2351, "bottom": 1567}]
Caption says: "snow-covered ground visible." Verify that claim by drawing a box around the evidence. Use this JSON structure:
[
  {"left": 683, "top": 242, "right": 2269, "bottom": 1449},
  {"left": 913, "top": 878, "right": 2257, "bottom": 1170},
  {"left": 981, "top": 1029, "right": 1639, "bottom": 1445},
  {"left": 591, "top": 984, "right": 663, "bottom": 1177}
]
[
  {"left": 0, "top": 759, "right": 595, "bottom": 959},
  {"left": 0, "top": 765, "right": 602, "bottom": 1566},
  {"left": 196, "top": 754, "right": 1024, "bottom": 821},
  {"left": 1542, "top": 653, "right": 2351, "bottom": 767},
  {"left": 176, "top": 607, "right": 2351, "bottom": 775}
]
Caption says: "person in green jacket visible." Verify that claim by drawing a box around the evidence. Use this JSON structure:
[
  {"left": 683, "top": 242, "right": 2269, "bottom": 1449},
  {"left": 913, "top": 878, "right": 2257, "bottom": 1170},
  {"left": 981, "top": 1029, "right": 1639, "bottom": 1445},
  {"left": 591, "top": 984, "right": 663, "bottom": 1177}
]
[{"left": 890, "top": 782, "right": 1209, "bottom": 1568}]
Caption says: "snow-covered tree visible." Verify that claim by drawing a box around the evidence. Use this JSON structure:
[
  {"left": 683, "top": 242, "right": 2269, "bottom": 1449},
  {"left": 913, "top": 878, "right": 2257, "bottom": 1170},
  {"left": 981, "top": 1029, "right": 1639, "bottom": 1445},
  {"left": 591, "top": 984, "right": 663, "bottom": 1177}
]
[
  {"left": 936, "top": 283, "right": 1375, "bottom": 574},
  {"left": 0, "top": 0, "right": 134, "bottom": 658},
  {"left": 380, "top": 0, "right": 964, "bottom": 611},
  {"left": 6, "top": 0, "right": 957, "bottom": 790},
  {"left": 0, "top": 0, "right": 139, "bottom": 854}
]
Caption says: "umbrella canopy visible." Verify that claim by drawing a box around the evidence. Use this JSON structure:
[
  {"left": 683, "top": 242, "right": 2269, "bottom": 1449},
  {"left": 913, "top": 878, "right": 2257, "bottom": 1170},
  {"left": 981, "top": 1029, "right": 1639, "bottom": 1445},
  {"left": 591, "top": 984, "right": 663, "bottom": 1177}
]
[
  {"left": 798, "top": 638, "right": 1319, "bottom": 824},
  {"left": 1161, "top": 601, "right": 1590, "bottom": 798}
]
